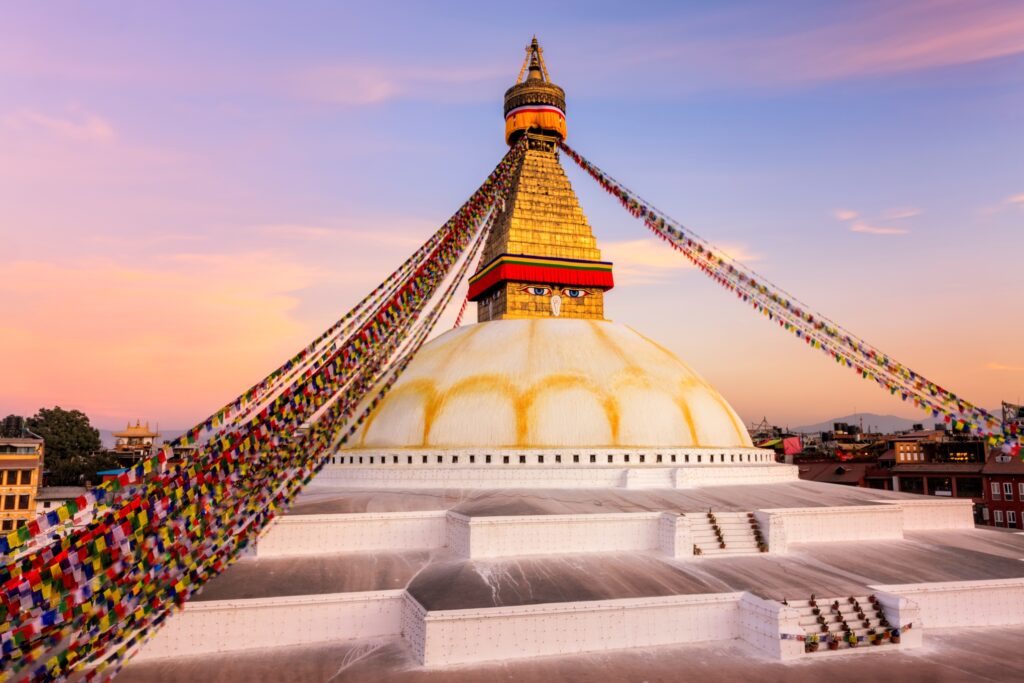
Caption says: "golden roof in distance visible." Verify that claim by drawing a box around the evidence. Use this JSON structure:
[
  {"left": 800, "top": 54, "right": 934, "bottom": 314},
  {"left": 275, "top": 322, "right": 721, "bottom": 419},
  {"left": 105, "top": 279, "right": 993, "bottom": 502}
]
[{"left": 113, "top": 420, "right": 160, "bottom": 438}]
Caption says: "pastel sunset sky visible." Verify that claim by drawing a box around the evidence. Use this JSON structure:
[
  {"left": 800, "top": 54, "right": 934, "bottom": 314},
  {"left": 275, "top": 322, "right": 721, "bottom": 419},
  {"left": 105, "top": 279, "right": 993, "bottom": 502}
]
[{"left": 1, "top": 1, "right": 1022, "bottom": 431}]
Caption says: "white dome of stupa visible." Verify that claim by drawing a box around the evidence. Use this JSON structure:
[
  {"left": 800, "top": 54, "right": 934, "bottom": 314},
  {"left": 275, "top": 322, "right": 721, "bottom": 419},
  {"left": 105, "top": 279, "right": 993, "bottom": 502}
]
[{"left": 352, "top": 318, "right": 752, "bottom": 450}]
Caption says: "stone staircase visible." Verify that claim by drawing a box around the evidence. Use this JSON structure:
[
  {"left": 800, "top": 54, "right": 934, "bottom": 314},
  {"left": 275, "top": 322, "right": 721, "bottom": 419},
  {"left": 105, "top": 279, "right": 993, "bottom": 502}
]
[
  {"left": 789, "top": 594, "right": 903, "bottom": 652},
  {"left": 690, "top": 511, "right": 767, "bottom": 557}
]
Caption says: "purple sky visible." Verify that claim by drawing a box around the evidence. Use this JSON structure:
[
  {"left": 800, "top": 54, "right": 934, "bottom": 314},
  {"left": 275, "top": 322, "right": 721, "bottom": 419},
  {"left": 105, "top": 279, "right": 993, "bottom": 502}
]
[{"left": 1, "top": 1, "right": 1022, "bottom": 430}]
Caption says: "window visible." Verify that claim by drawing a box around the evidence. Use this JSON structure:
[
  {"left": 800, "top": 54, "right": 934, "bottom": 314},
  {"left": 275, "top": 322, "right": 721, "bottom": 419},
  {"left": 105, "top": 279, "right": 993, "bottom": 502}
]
[
  {"left": 3, "top": 471, "right": 15, "bottom": 486},
  {"left": 503, "top": 456, "right": 509, "bottom": 464},
  {"left": 624, "top": 454, "right": 630, "bottom": 463},
  {"left": 1004, "top": 483, "right": 1014, "bottom": 500},
  {"left": 1020, "top": 482, "right": 1024, "bottom": 499},
  {"left": 639, "top": 455, "right": 645, "bottom": 463},
  {"left": 590, "top": 454, "right": 596, "bottom": 463},
  {"left": 451, "top": 456, "right": 458, "bottom": 464},
  {"left": 19, "top": 470, "right": 31, "bottom": 485},
  {"left": 992, "top": 482, "right": 1001, "bottom": 500},
  {"left": 469, "top": 455, "right": 475, "bottom": 464},
  {"left": 983, "top": 507, "right": 990, "bottom": 521},
  {"left": 486, "top": 455, "right": 492, "bottom": 464},
  {"left": 17, "top": 495, "right": 28, "bottom": 510},
  {"left": 437, "top": 456, "right": 443, "bottom": 464},
  {"left": 607, "top": 454, "right": 613, "bottom": 463},
  {"left": 1009, "top": 511, "right": 1018, "bottom": 527},
  {"left": 519, "top": 455, "right": 526, "bottom": 464},
  {"left": 995, "top": 510, "right": 1004, "bottom": 524},
  {"left": 0, "top": 520, "right": 11, "bottom": 531},
  {"left": 573, "top": 455, "right": 579, "bottom": 463},
  {"left": 656, "top": 454, "right": 663, "bottom": 463},
  {"left": 2, "top": 495, "right": 13, "bottom": 510},
  {"left": 555, "top": 455, "right": 561, "bottom": 463},
  {"left": 538, "top": 455, "right": 544, "bottom": 464}
]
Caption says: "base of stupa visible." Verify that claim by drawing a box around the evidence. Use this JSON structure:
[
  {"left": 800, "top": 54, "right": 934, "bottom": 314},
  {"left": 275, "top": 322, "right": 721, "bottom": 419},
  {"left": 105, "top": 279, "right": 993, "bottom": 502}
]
[
  {"left": 321, "top": 449, "right": 788, "bottom": 489},
  {"left": 122, "top": 477, "right": 1024, "bottom": 680}
]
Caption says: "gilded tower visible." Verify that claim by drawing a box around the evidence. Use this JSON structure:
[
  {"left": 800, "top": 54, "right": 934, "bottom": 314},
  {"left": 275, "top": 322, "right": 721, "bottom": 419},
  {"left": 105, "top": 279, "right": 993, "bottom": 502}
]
[{"left": 468, "top": 38, "right": 614, "bottom": 322}]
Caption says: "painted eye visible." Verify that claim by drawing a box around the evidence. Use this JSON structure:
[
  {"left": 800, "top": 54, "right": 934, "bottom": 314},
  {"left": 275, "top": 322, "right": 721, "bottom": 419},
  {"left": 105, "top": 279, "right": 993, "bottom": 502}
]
[
  {"left": 520, "top": 286, "right": 551, "bottom": 296},
  {"left": 561, "top": 288, "right": 589, "bottom": 298}
]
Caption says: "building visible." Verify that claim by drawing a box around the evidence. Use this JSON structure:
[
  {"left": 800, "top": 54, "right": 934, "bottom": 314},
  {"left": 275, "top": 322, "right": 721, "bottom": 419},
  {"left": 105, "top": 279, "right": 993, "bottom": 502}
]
[
  {"left": 121, "top": 39, "right": 1024, "bottom": 681},
  {"left": 111, "top": 420, "right": 160, "bottom": 463},
  {"left": 982, "top": 454, "right": 1024, "bottom": 530},
  {"left": 0, "top": 432, "right": 43, "bottom": 533},
  {"left": 34, "top": 486, "right": 88, "bottom": 516}
]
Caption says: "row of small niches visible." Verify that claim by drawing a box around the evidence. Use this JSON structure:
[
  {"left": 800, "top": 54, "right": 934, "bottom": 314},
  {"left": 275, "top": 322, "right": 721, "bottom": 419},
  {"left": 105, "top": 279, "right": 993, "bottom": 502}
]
[{"left": 328, "top": 452, "right": 774, "bottom": 466}]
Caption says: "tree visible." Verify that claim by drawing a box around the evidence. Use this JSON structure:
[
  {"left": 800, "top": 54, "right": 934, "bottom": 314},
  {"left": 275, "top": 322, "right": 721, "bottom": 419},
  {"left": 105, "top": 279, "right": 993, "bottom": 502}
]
[
  {"left": 1, "top": 414, "right": 26, "bottom": 437},
  {"left": 26, "top": 407, "right": 112, "bottom": 486}
]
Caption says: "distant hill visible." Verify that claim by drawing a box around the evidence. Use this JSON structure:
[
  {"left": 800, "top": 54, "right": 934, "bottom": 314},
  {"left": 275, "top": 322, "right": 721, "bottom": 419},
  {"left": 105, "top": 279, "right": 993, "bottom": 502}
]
[
  {"left": 99, "top": 428, "right": 186, "bottom": 450},
  {"left": 792, "top": 413, "right": 925, "bottom": 435}
]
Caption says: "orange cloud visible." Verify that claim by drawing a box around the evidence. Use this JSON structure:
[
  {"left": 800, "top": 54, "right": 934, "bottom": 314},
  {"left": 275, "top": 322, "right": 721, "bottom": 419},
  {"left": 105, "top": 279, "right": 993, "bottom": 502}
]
[
  {"left": 986, "top": 362, "right": 1024, "bottom": 372},
  {"left": 834, "top": 209, "right": 858, "bottom": 221},
  {"left": 603, "top": 238, "right": 761, "bottom": 285}
]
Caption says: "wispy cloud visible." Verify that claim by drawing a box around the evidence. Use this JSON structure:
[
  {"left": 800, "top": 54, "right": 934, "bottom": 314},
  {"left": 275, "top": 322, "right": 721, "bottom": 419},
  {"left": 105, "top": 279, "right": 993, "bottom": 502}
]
[
  {"left": 4, "top": 107, "right": 115, "bottom": 141},
  {"left": 256, "top": 221, "right": 428, "bottom": 247},
  {"left": 987, "top": 362, "right": 1024, "bottom": 372},
  {"left": 594, "top": 0, "right": 1024, "bottom": 95},
  {"left": 259, "top": 224, "right": 336, "bottom": 240},
  {"left": 882, "top": 207, "right": 922, "bottom": 220},
  {"left": 835, "top": 206, "right": 913, "bottom": 235},
  {"left": 603, "top": 238, "right": 761, "bottom": 284},
  {"left": 849, "top": 222, "right": 909, "bottom": 235},
  {"left": 292, "top": 63, "right": 507, "bottom": 105},
  {"left": 1005, "top": 193, "right": 1024, "bottom": 205}
]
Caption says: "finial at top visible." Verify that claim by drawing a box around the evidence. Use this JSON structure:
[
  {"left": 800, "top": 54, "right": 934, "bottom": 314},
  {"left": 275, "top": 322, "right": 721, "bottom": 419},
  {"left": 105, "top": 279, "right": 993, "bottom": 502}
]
[{"left": 504, "top": 37, "right": 567, "bottom": 145}]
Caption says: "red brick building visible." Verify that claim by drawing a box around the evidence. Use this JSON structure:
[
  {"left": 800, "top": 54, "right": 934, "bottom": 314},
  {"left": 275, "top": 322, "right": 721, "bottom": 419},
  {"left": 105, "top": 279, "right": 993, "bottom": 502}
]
[{"left": 982, "top": 456, "right": 1024, "bottom": 530}]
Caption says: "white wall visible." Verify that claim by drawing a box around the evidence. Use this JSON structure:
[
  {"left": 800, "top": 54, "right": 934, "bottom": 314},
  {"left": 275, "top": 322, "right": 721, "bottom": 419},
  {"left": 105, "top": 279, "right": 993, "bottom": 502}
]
[
  {"left": 880, "top": 499, "right": 975, "bottom": 531},
  {"left": 136, "top": 590, "right": 405, "bottom": 661},
  {"left": 873, "top": 578, "right": 1024, "bottom": 628},
  {"left": 756, "top": 505, "right": 904, "bottom": 548},
  {"left": 446, "top": 511, "right": 664, "bottom": 558},
  {"left": 411, "top": 593, "right": 745, "bottom": 666},
  {"left": 257, "top": 511, "right": 446, "bottom": 557}
]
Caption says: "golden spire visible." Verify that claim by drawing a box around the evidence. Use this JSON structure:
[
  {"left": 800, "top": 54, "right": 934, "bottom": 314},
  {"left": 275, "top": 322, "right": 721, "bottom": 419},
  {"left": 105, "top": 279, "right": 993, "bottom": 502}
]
[{"left": 468, "top": 39, "right": 614, "bottom": 322}]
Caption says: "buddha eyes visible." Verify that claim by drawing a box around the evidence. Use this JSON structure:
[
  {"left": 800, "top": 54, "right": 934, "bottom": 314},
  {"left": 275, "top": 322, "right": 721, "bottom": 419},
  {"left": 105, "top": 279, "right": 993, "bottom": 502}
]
[{"left": 519, "top": 286, "right": 590, "bottom": 298}]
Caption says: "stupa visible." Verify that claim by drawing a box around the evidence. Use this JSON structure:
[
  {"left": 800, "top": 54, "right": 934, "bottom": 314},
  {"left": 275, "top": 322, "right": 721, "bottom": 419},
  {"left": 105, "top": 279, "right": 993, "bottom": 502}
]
[{"left": 122, "top": 39, "right": 1024, "bottom": 682}]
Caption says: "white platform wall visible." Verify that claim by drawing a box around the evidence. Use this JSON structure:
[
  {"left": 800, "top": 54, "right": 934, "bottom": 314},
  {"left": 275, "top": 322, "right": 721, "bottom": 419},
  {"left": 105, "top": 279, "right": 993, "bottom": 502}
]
[
  {"left": 873, "top": 578, "right": 1024, "bottom": 628},
  {"left": 135, "top": 590, "right": 405, "bottom": 662},
  {"left": 257, "top": 511, "right": 446, "bottom": 557}
]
